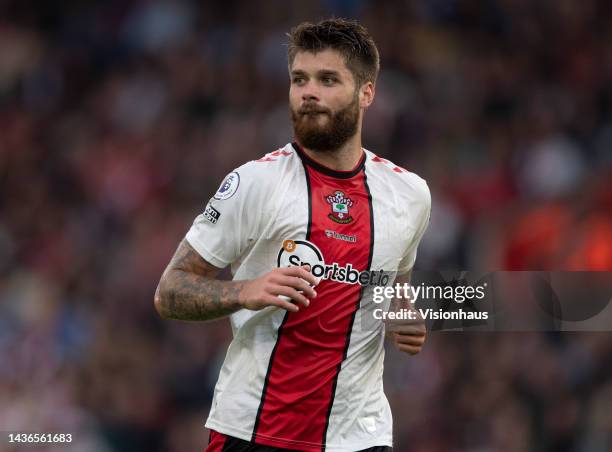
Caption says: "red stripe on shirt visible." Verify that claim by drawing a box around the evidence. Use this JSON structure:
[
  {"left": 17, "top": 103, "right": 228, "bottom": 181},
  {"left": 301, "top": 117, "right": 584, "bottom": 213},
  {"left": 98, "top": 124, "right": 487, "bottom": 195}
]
[
  {"left": 205, "top": 430, "right": 228, "bottom": 452},
  {"left": 252, "top": 158, "right": 373, "bottom": 450}
]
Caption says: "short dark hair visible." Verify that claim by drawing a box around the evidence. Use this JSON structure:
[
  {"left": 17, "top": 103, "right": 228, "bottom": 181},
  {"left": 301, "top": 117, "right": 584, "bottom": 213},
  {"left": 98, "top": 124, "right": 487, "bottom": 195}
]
[{"left": 287, "top": 18, "right": 380, "bottom": 87}]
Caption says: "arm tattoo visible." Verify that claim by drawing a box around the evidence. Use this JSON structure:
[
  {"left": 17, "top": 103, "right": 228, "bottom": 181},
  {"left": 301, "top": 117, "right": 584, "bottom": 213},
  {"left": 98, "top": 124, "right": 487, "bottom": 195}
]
[{"left": 154, "top": 239, "right": 244, "bottom": 321}]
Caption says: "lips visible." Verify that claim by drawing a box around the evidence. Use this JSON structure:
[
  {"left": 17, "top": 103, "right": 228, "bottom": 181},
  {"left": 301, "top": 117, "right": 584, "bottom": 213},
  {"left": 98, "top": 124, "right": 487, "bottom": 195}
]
[
  {"left": 300, "top": 110, "right": 328, "bottom": 116},
  {"left": 299, "top": 104, "right": 329, "bottom": 115}
]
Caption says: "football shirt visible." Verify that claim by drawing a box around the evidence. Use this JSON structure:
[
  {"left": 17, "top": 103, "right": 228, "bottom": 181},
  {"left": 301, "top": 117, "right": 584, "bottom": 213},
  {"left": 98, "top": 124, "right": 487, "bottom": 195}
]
[{"left": 186, "top": 142, "right": 430, "bottom": 451}]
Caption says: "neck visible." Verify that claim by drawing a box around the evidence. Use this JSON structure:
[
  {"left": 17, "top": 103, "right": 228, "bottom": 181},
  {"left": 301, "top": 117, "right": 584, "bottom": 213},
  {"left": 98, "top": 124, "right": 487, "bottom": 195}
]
[{"left": 297, "top": 132, "right": 363, "bottom": 171}]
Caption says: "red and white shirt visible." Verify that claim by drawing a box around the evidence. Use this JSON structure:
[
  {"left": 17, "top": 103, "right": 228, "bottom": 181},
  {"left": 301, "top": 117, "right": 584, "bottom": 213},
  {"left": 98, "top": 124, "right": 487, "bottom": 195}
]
[{"left": 186, "top": 142, "right": 430, "bottom": 451}]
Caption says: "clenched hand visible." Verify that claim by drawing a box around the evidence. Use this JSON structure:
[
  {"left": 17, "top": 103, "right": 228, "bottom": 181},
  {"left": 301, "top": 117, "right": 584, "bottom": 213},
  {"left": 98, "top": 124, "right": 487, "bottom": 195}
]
[
  {"left": 385, "top": 302, "right": 427, "bottom": 355},
  {"left": 239, "top": 265, "right": 318, "bottom": 313}
]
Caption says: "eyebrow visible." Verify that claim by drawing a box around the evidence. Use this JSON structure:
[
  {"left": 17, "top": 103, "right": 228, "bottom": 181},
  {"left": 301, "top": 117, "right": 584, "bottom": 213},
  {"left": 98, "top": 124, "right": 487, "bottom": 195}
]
[{"left": 291, "top": 69, "right": 342, "bottom": 78}]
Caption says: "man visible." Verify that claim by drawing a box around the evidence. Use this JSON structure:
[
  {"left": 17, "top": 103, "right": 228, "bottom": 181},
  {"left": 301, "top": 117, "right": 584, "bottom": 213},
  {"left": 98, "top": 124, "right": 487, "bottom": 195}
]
[{"left": 155, "top": 18, "right": 431, "bottom": 452}]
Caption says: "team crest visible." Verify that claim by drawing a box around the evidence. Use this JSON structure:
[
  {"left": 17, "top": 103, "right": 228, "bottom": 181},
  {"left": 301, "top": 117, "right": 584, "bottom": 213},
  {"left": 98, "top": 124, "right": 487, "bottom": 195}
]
[{"left": 326, "top": 190, "right": 354, "bottom": 224}]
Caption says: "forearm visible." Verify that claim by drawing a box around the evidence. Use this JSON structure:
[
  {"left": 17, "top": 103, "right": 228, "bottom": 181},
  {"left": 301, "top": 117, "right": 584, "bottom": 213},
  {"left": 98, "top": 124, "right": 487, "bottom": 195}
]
[
  {"left": 155, "top": 269, "right": 244, "bottom": 321},
  {"left": 154, "top": 238, "right": 316, "bottom": 321}
]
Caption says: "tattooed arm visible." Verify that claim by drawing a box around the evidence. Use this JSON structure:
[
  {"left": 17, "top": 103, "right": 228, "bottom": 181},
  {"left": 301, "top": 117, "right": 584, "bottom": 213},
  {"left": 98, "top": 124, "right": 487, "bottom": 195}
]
[{"left": 154, "top": 239, "right": 318, "bottom": 322}]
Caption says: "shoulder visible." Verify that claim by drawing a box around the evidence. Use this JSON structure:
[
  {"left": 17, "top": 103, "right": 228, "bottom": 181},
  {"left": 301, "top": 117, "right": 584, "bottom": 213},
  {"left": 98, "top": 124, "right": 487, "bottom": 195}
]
[
  {"left": 233, "top": 143, "right": 300, "bottom": 183},
  {"left": 216, "top": 143, "right": 300, "bottom": 199},
  {"left": 364, "top": 150, "right": 430, "bottom": 208}
]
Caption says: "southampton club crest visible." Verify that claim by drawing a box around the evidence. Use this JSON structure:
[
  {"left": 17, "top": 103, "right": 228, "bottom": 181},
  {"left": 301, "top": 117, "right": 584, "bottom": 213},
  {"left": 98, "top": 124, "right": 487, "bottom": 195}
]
[{"left": 326, "top": 190, "right": 354, "bottom": 224}]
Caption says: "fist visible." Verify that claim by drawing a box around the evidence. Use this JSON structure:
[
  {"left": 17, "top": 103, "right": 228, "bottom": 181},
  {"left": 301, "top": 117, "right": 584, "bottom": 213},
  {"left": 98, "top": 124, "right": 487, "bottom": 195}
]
[{"left": 385, "top": 305, "right": 427, "bottom": 355}]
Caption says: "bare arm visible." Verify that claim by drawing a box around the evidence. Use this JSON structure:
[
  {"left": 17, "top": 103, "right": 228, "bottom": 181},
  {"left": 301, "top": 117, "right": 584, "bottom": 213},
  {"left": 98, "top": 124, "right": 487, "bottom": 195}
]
[
  {"left": 154, "top": 239, "right": 242, "bottom": 321},
  {"left": 154, "top": 239, "right": 318, "bottom": 322}
]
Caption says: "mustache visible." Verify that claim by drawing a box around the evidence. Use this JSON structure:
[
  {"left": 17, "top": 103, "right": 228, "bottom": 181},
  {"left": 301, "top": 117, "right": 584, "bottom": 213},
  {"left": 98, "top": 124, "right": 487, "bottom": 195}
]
[{"left": 298, "top": 104, "right": 330, "bottom": 115}]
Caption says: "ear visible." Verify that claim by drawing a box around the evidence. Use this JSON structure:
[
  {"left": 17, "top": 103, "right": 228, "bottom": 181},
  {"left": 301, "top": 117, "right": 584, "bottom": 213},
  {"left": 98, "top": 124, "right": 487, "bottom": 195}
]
[{"left": 359, "top": 81, "right": 375, "bottom": 109}]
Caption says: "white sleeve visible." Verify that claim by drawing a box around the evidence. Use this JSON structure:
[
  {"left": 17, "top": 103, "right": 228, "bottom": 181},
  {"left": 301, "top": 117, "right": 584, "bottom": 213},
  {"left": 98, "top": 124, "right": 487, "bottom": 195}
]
[
  {"left": 397, "top": 179, "right": 431, "bottom": 275},
  {"left": 185, "top": 165, "right": 263, "bottom": 268}
]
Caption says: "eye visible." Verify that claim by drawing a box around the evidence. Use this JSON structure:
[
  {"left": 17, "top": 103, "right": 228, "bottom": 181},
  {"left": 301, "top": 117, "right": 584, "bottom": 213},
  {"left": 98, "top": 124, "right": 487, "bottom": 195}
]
[
  {"left": 322, "top": 76, "right": 336, "bottom": 85},
  {"left": 292, "top": 76, "right": 305, "bottom": 85}
]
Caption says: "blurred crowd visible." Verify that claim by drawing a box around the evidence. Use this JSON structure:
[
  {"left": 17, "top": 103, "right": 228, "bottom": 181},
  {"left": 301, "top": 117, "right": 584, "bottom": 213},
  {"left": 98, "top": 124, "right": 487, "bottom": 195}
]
[{"left": 1, "top": 0, "right": 611, "bottom": 451}]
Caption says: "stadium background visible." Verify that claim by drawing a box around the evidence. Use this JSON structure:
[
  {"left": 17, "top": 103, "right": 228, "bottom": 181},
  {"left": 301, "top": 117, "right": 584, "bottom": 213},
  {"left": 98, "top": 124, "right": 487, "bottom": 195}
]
[{"left": 1, "top": 0, "right": 611, "bottom": 450}]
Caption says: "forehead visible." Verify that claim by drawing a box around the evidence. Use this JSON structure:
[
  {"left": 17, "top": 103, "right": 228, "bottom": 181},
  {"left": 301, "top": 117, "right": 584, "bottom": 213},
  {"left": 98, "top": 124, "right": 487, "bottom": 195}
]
[{"left": 291, "top": 49, "right": 353, "bottom": 78}]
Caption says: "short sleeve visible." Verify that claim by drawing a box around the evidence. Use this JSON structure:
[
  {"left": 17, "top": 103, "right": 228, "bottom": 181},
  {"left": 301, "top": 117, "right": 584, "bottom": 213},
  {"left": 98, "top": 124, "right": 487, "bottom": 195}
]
[
  {"left": 397, "top": 179, "right": 431, "bottom": 275},
  {"left": 185, "top": 166, "right": 262, "bottom": 268}
]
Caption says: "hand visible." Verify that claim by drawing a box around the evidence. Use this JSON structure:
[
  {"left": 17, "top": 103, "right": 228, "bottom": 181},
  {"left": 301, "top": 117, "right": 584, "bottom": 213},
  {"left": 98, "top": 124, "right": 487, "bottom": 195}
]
[
  {"left": 239, "top": 265, "right": 318, "bottom": 313},
  {"left": 385, "top": 304, "right": 427, "bottom": 355}
]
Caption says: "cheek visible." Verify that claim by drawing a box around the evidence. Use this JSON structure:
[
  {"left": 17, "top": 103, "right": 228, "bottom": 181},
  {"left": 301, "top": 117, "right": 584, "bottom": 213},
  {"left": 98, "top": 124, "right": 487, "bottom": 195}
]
[
  {"left": 325, "top": 96, "right": 348, "bottom": 113},
  {"left": 332, "top": 87, "right": 356, "bottom": 105},
  {"left": 289, "top": 88, "right": 301, "bottom": 107}
]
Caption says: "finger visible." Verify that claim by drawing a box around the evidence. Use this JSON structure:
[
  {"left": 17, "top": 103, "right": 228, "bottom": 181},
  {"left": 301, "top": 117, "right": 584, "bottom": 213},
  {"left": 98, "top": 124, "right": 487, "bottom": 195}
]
[
  {"left": 394, "top": 333, "right": 426, "bottom": 346},
  {"left": 295, "top": 266, "right": 319, "bottom": 286},
  {"left": 385, "top": 322, "right": 426, "bottom": 336},
  {"left": 385, "top": 319, "right": 427, "bottom": 334},
  {"left": 396, "top": 343, "right": 423, "bottom": 355},
  {"left": 278, "top": 266, "right": 319, "bottom": 287},
  {"left": 270, "top": 285, "right": 310, "bottom": 307},
  {"left": 262, "top": 294, "right": 300, "bottom": 312},
  {"left": 388, "top": 324, "right": 426, "bottom": 335},
  {"left": 274, "top": 275, "right": 317, "bottom": 298},
  {"left": 299, "top": 265, "right": 320, "bottom": 286}
]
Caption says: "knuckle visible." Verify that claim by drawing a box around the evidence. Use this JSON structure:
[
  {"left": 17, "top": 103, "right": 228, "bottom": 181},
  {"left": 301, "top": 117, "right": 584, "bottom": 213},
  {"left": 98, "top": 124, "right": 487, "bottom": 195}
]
[{"left": 264, "top": 297, "right": 278, "bottom": 306}]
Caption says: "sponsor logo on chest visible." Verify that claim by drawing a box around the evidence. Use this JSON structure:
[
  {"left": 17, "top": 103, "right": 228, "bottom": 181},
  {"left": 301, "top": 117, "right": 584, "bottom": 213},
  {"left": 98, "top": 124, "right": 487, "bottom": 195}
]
[
  {"left": 325, "top": 229, "right": 357, "bottom": 243},
  {"left": 278, "top": 239, "right": 389, "bottom": 287}
]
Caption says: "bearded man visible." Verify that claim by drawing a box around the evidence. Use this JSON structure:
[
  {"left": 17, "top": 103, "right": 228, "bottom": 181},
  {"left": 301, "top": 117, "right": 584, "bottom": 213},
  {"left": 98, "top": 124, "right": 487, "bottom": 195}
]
[{"left": 155, "top": 18, "right": 431, "bottom": 452}]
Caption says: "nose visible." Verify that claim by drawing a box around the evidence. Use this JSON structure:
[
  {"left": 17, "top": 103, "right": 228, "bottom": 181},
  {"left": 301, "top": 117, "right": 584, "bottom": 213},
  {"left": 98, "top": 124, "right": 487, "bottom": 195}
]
[
  {"left": 302, "top": 92, "right": 319, "bottom": 102},
  {"left": 301, "top": 81, "right": 320, "bottom": 103}
]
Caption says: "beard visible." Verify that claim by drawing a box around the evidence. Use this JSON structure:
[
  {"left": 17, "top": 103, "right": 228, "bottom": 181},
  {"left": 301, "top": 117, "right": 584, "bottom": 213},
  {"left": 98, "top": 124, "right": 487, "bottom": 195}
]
[{"left": 291, "top": 93, "right": 360, "bottom": 153}]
